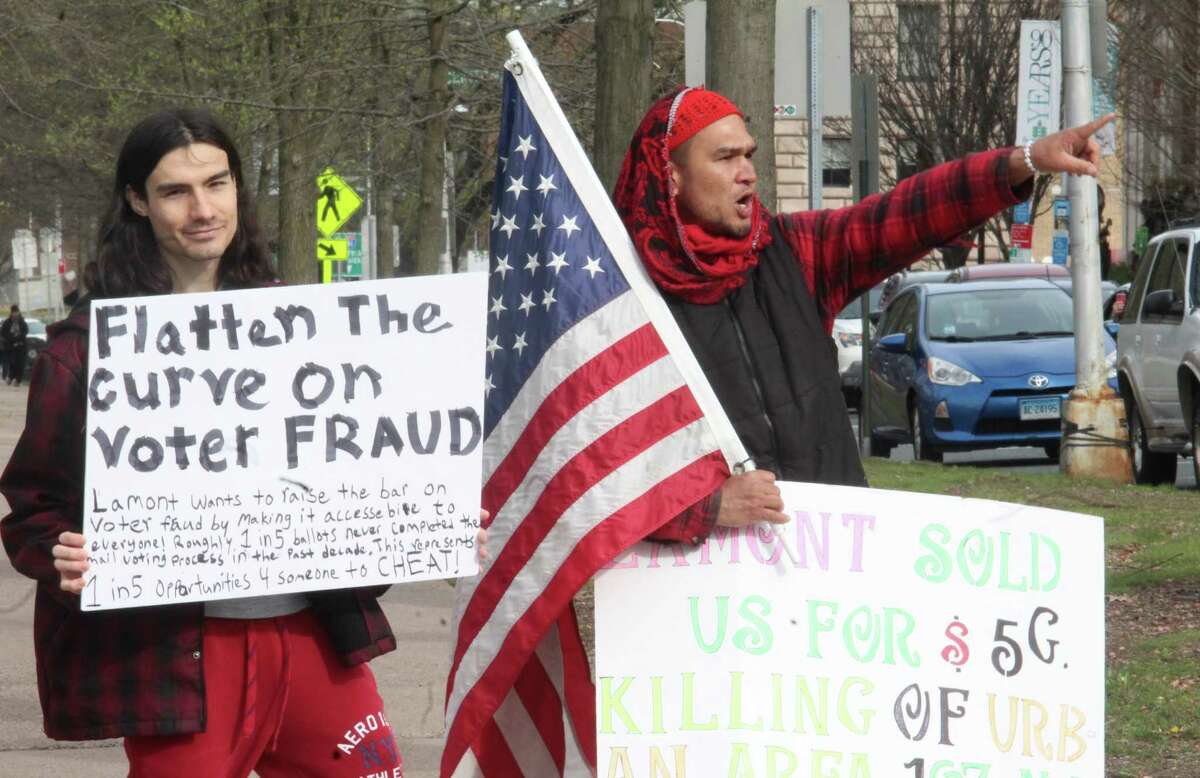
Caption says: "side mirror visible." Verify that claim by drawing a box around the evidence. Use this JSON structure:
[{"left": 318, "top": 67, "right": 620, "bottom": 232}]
[
  {"left": 878, "top": 333, "right": 908, "bottom": 354},
  {"left": 1143, "top": 289, "right": 1178, "bottom": 317}
]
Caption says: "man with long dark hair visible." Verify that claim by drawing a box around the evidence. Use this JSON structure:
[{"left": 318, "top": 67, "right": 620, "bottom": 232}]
[{"left": 1, "top": 109, "right": 403, "bottom": 777}]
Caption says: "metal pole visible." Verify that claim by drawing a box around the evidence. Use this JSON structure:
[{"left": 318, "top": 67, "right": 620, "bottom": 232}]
[
  {"left": 1061, "top": 0, "right": 1105, "bottom": 396},
  {"left": 1059, "top": 0, "right": 1131, "bottom": 480},
  {"left": 806, "top": 6, "right": 823, "bottom": 211},
  {"left": 852, "top": 73, "right": 879, "bottom": 456}
]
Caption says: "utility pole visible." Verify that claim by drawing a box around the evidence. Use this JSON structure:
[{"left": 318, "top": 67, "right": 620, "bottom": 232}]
[{"left": 1059, "top": 0, "right": 1131, "bottom": 481}]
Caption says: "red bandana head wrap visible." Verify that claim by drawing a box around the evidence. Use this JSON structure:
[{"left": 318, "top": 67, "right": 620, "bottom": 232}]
[{"left": 613, "top": 86, "right": 772, "bottom": 304}]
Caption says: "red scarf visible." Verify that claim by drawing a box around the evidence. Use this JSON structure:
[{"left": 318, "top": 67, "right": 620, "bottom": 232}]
[{"left": 613, "top": 86, "right": 772, "bottom": 305}]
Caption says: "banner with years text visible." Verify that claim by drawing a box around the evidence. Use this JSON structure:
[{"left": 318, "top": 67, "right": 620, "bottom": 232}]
[
  {"left": 81, "top": 274, "right": 486, "bottom": 610},
  {"left": 596, "top": 481, "right": 1104, "bottom": 778}
]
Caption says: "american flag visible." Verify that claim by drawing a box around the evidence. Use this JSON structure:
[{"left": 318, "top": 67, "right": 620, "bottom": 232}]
[{"left": 441, "top": 36, "right": 740, "bottom": 777}]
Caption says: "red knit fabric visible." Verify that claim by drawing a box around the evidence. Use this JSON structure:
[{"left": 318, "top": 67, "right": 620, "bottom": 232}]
[
  {"left": 613, "top": 86, "right": 772, "bottom": 305},
  {"left": 667, "top": 88, "right": 742, "bottom": 151}
]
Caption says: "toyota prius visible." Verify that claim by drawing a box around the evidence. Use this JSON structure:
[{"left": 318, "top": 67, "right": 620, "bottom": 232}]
[{"left": 867, "top": 278, "right": 1118, "bottom": 462}]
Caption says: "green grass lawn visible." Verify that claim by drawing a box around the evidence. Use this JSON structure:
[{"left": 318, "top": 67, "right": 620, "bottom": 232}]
[{"left": 863, "top": 457, "right": 1200, "bottom": 776}]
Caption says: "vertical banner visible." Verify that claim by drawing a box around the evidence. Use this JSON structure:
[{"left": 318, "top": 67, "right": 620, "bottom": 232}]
[
  {"left": 1016, "top": 21, "right": 1062, "bottom": 148},
  {"left": 82, "top": 275, "right": 486, "bottom": 610},
  {"left": 595, "top": 481, "right": 1105, "bottom": 777}
]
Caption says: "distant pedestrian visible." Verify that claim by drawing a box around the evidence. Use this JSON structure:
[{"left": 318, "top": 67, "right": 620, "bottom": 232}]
[{"left": 0, "top": 305, "right": 27, "bottom": 385}]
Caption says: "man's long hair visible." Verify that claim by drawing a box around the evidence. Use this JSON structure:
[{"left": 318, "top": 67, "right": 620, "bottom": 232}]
[{"left": 85, "top": 108, "right": 276, "bottom": 298}]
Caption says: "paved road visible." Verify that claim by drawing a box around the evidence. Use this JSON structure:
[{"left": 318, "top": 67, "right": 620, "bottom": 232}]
[
  {"left": 0, "top": 383, "right": 455, "bottom": 777},
  {"left": 849, "top": 408, "right": 1197, "bottom": 488}
]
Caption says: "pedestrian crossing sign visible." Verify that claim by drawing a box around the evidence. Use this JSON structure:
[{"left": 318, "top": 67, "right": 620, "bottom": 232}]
[{"left": 315, "top": 168, "right": 363, "bottom": 238}]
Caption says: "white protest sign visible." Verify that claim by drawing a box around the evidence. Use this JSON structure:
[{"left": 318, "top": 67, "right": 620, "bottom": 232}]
[
  {"left": 596, "top": 481, "right": 1104, "bottom": 777},
  {"left": 81, "top": 274, "right": 486, "bottom": 610},
  {"left": 1016, "top": 20, "right": 1061, "bottom": 148}
]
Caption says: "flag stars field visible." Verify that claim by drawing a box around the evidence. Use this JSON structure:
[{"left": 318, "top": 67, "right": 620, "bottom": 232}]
[{"left": 536, "top": 174, "right": 557, "bottom": 197}]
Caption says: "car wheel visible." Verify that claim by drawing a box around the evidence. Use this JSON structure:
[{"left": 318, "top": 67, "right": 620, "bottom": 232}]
[
  {"left": 910, "top": 403, "right": 942, "bottom": 463},
  {"left": 1043, "top": 442, "right": 1061, "bottom": 461},
  {"left": 27, "top": 347, "right": 37, "bottom": 362},
  {"left": 1191, "top": 402, "right": 1200, "bottom": 489},
  {"left": 869, "top": 432, "right": 894, "bottom": 459},
  {"left": 1127, "top": 397, "right": 1176, "bottom": 485}
]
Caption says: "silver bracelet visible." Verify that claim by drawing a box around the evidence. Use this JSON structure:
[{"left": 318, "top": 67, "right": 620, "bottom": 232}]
[{"left": 1022, "top": 140, "right": 1041, "bottom": 176}]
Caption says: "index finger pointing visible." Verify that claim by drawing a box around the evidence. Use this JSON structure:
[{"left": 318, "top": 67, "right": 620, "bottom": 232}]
[{"left": 1080, "top": 112, "right": 1116, "bottom": 136}]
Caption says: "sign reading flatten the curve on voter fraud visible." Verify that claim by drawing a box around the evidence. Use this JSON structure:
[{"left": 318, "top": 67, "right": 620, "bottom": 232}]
[
  {"left": 596, "top": 481, "right": 1104, "bottom": 778},
  {"left": 81, "top": 274, "right": 487, "bottom": 610}
]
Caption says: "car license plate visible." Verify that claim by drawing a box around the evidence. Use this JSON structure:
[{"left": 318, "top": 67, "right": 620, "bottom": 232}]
[{"left": 1019, "top": 397, "right": 1061, "bottom": 421}]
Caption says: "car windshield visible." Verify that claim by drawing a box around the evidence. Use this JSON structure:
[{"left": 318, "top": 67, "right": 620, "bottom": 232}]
[
  {"left": 926, "top": 288, "right": 1074, "bottom": 341},
  {"left": 26, "top": 318, "right": 46, "bottom": 336},
  {"left": 836, "top": 287, "right": 883, "bottom": 319}
]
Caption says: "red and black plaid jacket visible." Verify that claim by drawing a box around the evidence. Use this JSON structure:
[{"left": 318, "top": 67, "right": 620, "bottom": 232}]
[
  {"left": 1, "top": 306, "right": 397, "bottom": 741},
  {"left": 650, "top": 147, "right": 1031, "bottom": 544}
]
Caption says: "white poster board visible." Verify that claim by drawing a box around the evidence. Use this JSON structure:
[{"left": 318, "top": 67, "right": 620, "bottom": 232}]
[
  {"left": 82, "top": 274, "right": 486, "bottom": 610},
  {"left": 596, "top": 481, "right": 1105, "bottom": 777}
]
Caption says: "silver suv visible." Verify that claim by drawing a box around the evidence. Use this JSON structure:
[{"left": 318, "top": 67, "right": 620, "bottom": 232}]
[{"left": 1115, "top": 226, "right": 1200, "bottom": 485}]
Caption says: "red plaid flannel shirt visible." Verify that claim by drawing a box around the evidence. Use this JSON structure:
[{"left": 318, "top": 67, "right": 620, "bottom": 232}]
[
  {"left": 1, "top": 307, "right": 397, "bottom": 741},
  {"left": 651, "top": 148, "right": 1030, "bottom": 545}
]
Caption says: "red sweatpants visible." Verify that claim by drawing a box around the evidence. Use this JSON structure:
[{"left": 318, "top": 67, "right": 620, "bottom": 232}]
[{"left": 125, "top": 611, "right": 402, "bottom": 778}]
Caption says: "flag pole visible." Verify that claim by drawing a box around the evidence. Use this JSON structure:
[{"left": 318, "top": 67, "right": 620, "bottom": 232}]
[{"left": 504, "top": 30, "right": 800, "bottom": 566}]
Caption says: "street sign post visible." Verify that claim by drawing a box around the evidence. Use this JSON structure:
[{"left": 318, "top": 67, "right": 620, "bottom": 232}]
[
  {"left": 315, "top": 168, "right": 363, "bottom": 238},
  {"left": 316, "top": 238, "right": 349, "bottom": 261},
  {"left": 1011, "top": 223, "right": 1034, "bottom": 249}
]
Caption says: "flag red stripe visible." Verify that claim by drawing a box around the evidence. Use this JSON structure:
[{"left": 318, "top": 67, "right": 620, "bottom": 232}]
[
  {"left": 474, "top": 717, "right": 524, "bottom": 777},
  {"left": 513, "top": 654, "right": 566, "bottom": 773},
  {"left": 557, "top": 603, "right": 597, "bottom": 761},
  {"left": 483, "top": 322, "right": 667, "bottom": 518},
  {"left": 441, "top": 451, "right": 728, "bottom": 775},
  {"left": 451, "top": 386, "right": 704, "bottom": 676}
]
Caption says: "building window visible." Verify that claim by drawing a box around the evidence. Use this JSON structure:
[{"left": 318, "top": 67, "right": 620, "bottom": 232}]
[
  {"left": 897, "top": 4, "right": 940, "bottom": 82},
  {"left": 823, "top": 138, "right": 852, "bottom": 188},
  {"left": 896, "top": 139, "right": 923, "bottom": 181}
]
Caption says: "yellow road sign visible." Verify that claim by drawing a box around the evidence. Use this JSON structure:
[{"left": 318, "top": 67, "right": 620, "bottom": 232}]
[
  {"left": 315, "top": 167, "right": 363, "bottom": 238},
  {"left": 316, "top": 238, "right": 349, "bottom": 261}
]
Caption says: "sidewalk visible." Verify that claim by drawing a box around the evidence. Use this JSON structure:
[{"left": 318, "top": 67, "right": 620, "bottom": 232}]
[{"left": 0, "top": 382, "right": 456, "bottom": 777}]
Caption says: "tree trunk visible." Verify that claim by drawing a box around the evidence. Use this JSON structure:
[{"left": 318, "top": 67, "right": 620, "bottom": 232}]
[
  {"left": 594, "top": 0, "right": 653, "bottom": 194},
  {"left": 706, "top": 0, "right": 776, "bottom": 211},
  {"left": 276, "top": 112, "right": 319, "bottom": 284},
  {"left": 414, "top": 0, "right": 450, "bottom": 276}
]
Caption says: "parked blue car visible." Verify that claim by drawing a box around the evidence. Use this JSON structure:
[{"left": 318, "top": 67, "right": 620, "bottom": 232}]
[{"left": 867, "top": 278, "right": 1118, "bottom": 462}]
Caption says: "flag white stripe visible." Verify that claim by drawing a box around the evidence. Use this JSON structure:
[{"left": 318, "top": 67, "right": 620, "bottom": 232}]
[
  {"left": 533, "top": 629, "right": 593, "bottom": 776},
  {"left": 446, "top": 417, "right": 715, "bottom": 722},
  {"left": 505, "top": 31, "right": 748, "bottom": 470},
  {"left": 451, "top": 354, "right": 687, "bottom": 639},
  {"left": 450, "top": 748, "right": 483, "bottom": 778},
  {"left": 484, "top": 289, "right": 648, "bottom": 481},
  {"left": 494, "top": 690, "right": 562, "bottom": 777}
]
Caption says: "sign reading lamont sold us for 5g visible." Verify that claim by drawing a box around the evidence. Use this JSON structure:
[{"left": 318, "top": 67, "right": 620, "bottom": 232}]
[
  {"left": 595, "top": 481, "right": 1104, "bottom": 777},
  {"left": 81, "top": 275, "right": 486, "bottom": 609}
]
